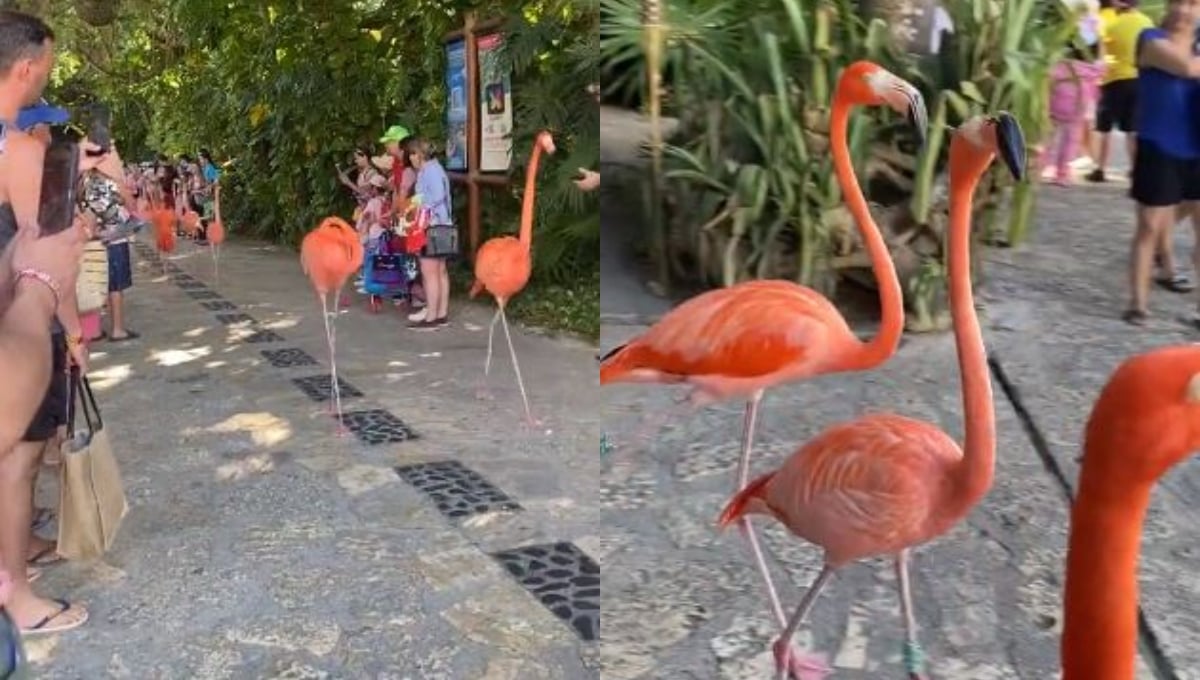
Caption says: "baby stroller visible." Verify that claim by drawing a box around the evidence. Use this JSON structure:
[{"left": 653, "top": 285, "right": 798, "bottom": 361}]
[{"left": 362, "top": 229, "right": 418, "bottom": 313}]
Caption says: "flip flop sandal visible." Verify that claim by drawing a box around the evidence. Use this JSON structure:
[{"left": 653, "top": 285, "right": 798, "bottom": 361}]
[
  {"left": 29, "top": 508, "right": 54, "bottom": 532},
  {"left": 20, "top": 600, "right": 88, "bottom": 636},
  {"left": 1155, "top": 274, "right": 1195, "bottom": 293},
  {"left": 27, "top": 547, "right": 64, "bottom": 569},
  {"left": 27, "top": 567, "right": 41, "bottom": 584},
  {"left": 1122, "top": 309, "right": 1149, "bottom": 326},
  {"left": 108, "top": 330, "right": 140, "bottom": 343}
]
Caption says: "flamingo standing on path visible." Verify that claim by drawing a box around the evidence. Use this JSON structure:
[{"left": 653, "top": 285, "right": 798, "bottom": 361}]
[
  {"left": 150, "top": 208, "right": 176, "bottom": 276},
  {"left": 300, "top": 217, "right": 364, "bottom": 432},
  {"left": 717, "top": 114, "right": 1026, "bottom": 680},
  {"left": 1062, "top": 346, "right": 1200, "bottom": 680},
  {"left": 469, "top": 130, "right": 556, "bottom": 426},
  {"left": 599, "top": 61, "right": 926, "bottom": 641},
  {"left": 207, "top": 183, "right": 226, "bottom": 284}
]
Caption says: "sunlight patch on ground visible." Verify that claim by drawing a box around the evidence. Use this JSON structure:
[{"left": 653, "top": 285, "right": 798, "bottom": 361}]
[
  {"left": 384, "top": 371, "right": 422, "bottom": 382},
  {"left": 23, "top": 634, "right": 59, "bottom": 664},
  {"left": 216, "top": 451, "right": 281, "bottom": 482},
  {"left": 150, "top": 345, "right": 212, "bottom": 367},
  {"left": 183, "top": 327, "right": 211, "bottom": 339},
  {"left": 207, "top": 412, "right": 292, "bottom": 447},
  {"left": 89, "top": 364, "right": 133, "bottom": 391},
  {"left": 262, "top": 317, "right": 300, "bottom": 331},
  {"left": 386, "top": 360, "right": 410, "bottom": 368},
  {"left": 205, "top": 360, "right": 229, "bottom": 369}
]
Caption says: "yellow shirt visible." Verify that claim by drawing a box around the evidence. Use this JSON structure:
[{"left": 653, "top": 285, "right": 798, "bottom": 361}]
[{"left": 1101, "top": 9, "right": 1154, "bottom": 83}]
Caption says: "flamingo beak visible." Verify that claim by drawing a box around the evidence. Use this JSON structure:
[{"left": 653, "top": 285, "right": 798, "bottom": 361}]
[
  {"left": 992, "top": 111, "right": 1026, "bottom": 182},
  {"left": 889, "top": 80, "right": 928, "bottom": 149}
]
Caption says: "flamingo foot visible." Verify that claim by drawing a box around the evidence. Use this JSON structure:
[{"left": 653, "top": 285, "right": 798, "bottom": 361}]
[
  {"left": 520, "top": 414, "right": 545, "bottom": 432},
  {"left": 773, "top": 638, "right": 832, "bottom": 680}
]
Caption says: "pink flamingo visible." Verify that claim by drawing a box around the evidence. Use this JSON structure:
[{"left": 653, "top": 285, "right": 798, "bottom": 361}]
[
  {"left": 599, "top": 61, "right": 926, "bottom": 653},
  {"left": 717, "top": 114, "right": 1027, "bottom": 680},
  {"left": 207, "top": 183, "right": 226, "bottom": 284}
]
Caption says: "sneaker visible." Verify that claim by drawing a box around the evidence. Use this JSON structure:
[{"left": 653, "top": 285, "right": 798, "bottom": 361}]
[
  {"left": 407, "top": 308, "right": 427, "bottom": 322},
  {"left": 433, "top": 316, "right": 450, "bottom": 326},
  {"left": 408, "top": 319, "right": 440, "bottom": 331}
]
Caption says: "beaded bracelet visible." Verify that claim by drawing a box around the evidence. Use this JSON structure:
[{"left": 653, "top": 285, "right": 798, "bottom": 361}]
[{"left": 14, "top": 268, "right": 61, "bottom": 310}]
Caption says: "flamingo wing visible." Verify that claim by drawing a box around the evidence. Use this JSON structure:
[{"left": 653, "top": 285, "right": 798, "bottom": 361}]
[
  {"left": 610, "top": 280, "right": 854, "bottom": 379},
  {"left": 770, "top": 414, "right": 960, "bottom": 558}
]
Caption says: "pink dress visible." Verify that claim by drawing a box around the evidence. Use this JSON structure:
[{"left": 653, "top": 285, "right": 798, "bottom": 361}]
[{"left": 1049, "top": 59, "right": 1105, "bottom": 123}]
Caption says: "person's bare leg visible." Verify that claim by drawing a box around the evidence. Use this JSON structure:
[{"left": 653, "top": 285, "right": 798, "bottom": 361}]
[
  {"left": 0, "top": 441, "right": 82, "bottom": 629},
  {"left": 414, "top": 258, "right": 439, "bottom": 322},
  {"left": 437, "top": 261, "right": 450, "bottom": 319},
  {"left": 1156, "top": 222, "right": 1178, "bottom": 278},
  {"left": 108, "top": 291, "right": 125, "bottom": 337},
  {"left": 1094, "top": 132, "right": 1110, "bottom": 174},
  {"left": 1129, "top": 205, "right": 1171, "bottom": 315}
]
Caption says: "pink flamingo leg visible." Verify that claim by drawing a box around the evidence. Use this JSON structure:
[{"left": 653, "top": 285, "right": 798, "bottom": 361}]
[
  {"left": 734, "top": 391, "right": 788, "bottom": 626},
  {"left": 328, "top": 286, "right": 347, "bottom": 435},
  {"left": 773, "top": 565, "right": 835, "bottom": 680},
  {"left": 498, "top": 305, "right": 538, "bottom": 428},
  {"left": 475, "top": 307, "right": 501, "bottom": 400},
  {"left": 211, "top": 245, "right": 220, "bottom": 287},
  {"left": 895, "top": 550, "right": 929, "bottom": 680}
]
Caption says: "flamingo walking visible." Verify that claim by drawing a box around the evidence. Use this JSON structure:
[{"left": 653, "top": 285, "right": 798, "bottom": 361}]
[
  {"left": 469, "top": 130, "right": 556, "bottom": 426},
  {"left": 717, "top": 114, "right": 1026, "bottom": 680},
  {"left": 300, "top": 217, "right": 364, "bottom": 432},
  {"left": 207, "top": 183, "right": 226, "bottom": 285},
  {"left": 1062, "top": 346, "right": 1200, "bottom": 679},
  {"left": 150, "top": 207, "right": 176, "bottom": 276},
  {"left": 599, "top": 61, "right": 926, "bottom": 640}
]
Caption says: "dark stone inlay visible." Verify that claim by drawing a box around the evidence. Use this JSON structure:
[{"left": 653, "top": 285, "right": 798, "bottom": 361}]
[
  {"left": 291, "top": 374, "right": 363, "bottom": 402},
  {"left": 177, "top": 280, "right": 207, "bottom": 290},
  {"left": 173, "top": 274, "right": 197, "bottom": 283},
  {"left": 261, "top": 348, "right": 319, "bottom": 368},
  {"left": 240, "top": 330, "right": 285, "bottom": 344},
  {"left": 395, "top": 460, "right": 519, "bottom": 522},
  {"left": 216, "top": 312, "right": 257, "bottom": 326},
  {"left": 200, "top": 300, "right": 238, "bottom": 311},
  {"left": 185, "top": 290, "right": 222, "bottom": 300},
  {"left": 341, "top": 409, "right": 417, "bottom": 445},
  {"left": 490, "top": 542, "right": 600, "bottom": 642}
]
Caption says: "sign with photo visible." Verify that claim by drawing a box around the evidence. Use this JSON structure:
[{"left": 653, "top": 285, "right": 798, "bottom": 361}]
[
  {"left": 444, "top": 38, "right": 468, "bottom": 171},
  {"left": 477, "top": 33, "right": 514, "bottom": 173}
]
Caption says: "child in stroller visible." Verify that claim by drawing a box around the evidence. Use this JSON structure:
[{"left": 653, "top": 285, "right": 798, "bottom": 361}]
[{"left": 358, "top": 176, "right": 419, "bottom": 312}]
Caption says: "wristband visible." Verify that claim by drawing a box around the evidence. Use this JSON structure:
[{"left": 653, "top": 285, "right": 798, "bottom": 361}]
[{"left": 14, "top": 268, "right": 61, "bottom": 310}]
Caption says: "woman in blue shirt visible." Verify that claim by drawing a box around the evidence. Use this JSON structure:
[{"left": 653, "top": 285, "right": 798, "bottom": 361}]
[
  {"left": 405, "top": 137, "right": 454, "bottom": 330},
  {"left": 1124, "top": 0, "right": 1200, "bottom": 326}
]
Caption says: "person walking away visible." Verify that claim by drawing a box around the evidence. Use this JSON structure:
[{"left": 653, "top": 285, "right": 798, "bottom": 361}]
[
  {"left": 1122, "top": 0, "right": 1200, "bottom": 326},
  {"left": 82, "top": 167, "right": 139, "bottom": 341},
  {"left": 1045, "top": 45, "right": 1105, "bottom": 185},
  {"left": 405, "top": 137, "right": 453, "bottom": 329},
  {"left": 1087, "top": 0, "right": 1153, "bottom": 182}
]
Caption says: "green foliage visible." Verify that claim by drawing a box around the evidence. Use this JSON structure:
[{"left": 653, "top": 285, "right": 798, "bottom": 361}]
[{"left": 42, "top": 0, "right": 597, "bottom": 299}]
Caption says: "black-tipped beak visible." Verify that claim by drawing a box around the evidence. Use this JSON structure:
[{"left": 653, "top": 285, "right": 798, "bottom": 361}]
[
  {"left": 905, "top": 88, "right": 928, "bottom": 148},
  {"left": 993, "top": 111, "right": 1026, "bottom": 181}
]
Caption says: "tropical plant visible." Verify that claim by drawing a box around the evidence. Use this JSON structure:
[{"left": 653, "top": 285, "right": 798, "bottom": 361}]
[{"left": 601, "top": 0, "right": 1076, "bottom": 332}]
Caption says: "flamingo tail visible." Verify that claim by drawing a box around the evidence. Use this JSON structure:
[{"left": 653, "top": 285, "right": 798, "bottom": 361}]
[
  {"left": 716, "top": 471, "right": 775, "bottom": 530},
  {"left": 598, "top": 343, "right": 632, "bottom": 384}
]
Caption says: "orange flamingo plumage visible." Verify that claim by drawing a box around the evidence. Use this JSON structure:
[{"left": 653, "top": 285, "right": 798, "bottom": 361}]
[
  {"left": 716, "top": 114, "right": 1026, "bottom": 680},
  {"left": 599, "top": 61, "right": 926, "bottom": 641},
  {"left": 300, "top": 217, "right": 364, "bottom": 431},
  {"left": 1062, "top": 347, "right": 1200, "bottom": 679},
  {"left": 469, "top": 130, "right": 556, "bottom": 426},
  {"left": 207, "top": 184, "right": 226, "bottom": 284},
  {"left": 150, "top": 208, "right": 176, "bottom": 276}
]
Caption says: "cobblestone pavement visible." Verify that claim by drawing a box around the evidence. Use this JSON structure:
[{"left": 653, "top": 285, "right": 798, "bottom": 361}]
[
  {"left": 600, "top": 117, "right": 1196, "bottom": 677},
  {"left": 25, "top": 237, "right": 600, "bottom": 678}
]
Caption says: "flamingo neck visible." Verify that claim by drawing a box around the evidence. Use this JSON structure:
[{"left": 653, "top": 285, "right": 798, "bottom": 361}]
[
  {"left": 518, "top": 145, "right": 543, "bottom": 251},
  {"left": 1062, "top": 469, "right": 1151, "bottom": 680},
  {"left": 828, "top": 97, "right": 903, "bottom": 369},
  {"left": 944, "top": 165, "right": 996, "bottom": 513}
]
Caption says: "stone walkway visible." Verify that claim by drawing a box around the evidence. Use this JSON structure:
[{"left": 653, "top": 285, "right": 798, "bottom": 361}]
[
  {"left": 600, "top": 108, "right": 1199, "bottom": 679},
  {"left": 25, "top": 236, "right": 600, "bottom": 678}
]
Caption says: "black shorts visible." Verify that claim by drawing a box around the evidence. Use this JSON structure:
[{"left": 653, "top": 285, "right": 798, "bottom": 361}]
[
  {"left": 1096, "top": 79, "right": 1138, "bottom": 133},
  {"left": 1130, "top": 140, "right": 1200, "bottom": 207},
  {"left": 107, "top": 241, "right": 132, "bottom": 292},
  {"left": 24, "top": 333, "right": 68, "bottom": 442}
]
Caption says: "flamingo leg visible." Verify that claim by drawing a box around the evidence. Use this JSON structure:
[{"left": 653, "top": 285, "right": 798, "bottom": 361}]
[
  {"left": 895, "top": 550, "right": 929, "bottom": 680},
  {"left": 328, "top": 285, "right": 346, "bottom": 434},
  {"left": 476, "top": 307, "right": 501, "bottom": 400},
  {"left": 498, "top": 305, "right": 537, "bottom": 427},
  {"left": 773, "top": 565, "right": 835, "bottom": 680},
  {"left": 733, "top": 390, "right": 788, "bottom": 628}
]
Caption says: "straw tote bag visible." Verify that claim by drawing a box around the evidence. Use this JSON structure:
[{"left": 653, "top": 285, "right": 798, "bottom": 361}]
[
  {"left": 57, "top": 371, "right": 129, "bottom": 561},
  {"left": 76, "top": 239, "right": 108, "bottom": 314}
]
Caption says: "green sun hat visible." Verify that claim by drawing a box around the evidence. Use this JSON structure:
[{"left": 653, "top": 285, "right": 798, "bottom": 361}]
[{"left": 379, "top": 124, "right": 411, "bottom": 143}]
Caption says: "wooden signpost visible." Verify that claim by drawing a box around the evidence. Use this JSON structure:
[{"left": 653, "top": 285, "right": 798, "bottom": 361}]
[{"left": 443, "top": 12, "right": 511, "bottom": 261}]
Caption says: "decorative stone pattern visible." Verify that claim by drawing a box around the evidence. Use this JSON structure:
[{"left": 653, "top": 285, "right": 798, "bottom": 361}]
[
  {"left": 201, "top": 300, "right": 238, "bottom": 311},
  {"left": 291, "top": 375, "right": 363, "bottom": 402},
  {"left": 240, "top": 329, "right": 286, "bottom": 344},
  {"left": 173, "top": 274, "right": 198, "bottom": 283},
  {"left": 340, "top": 409, "right": 417, "bottom": 444},
  {"left": 491, "top": 542, "right": 600, "bottom": 642},
  {"left": 395, "top": 460, "right": 520, "bottom": 521},
  {"left": 176, "top": 280, "right": 207, "bottom": 290},
  {"left": 261, "top": 348, "right": 319, "bottom": 368},
  {"left": 185, "top": 290, "right": 222, "bottom": 300},
  {"left": 216, "top": 312, "right": 257, "bottom": 326}
]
